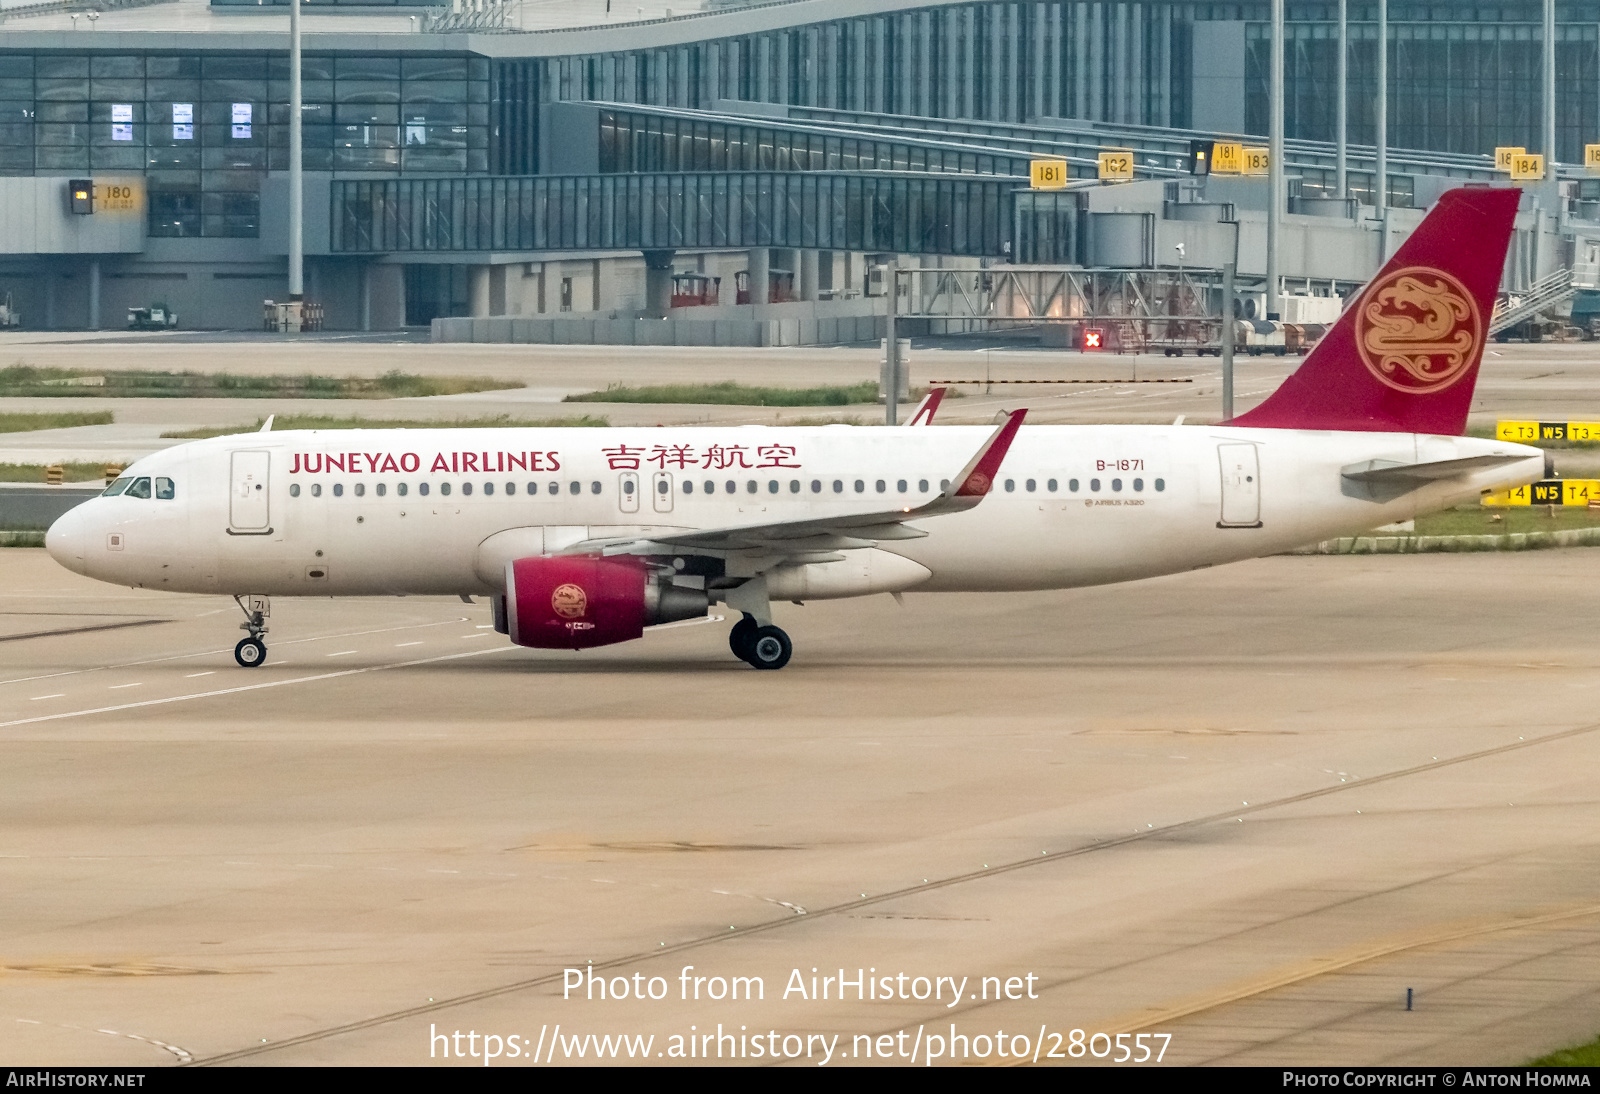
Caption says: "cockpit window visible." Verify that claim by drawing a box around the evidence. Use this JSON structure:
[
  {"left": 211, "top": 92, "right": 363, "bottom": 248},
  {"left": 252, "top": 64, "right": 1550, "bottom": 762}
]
[
  {"left": 125, "top": 477, "right": 152, "bottom": 499},
  {"left": 102, "top": 476, "right": 132, "bottom": 497},
  {"left": 154, "top": 477, "right": 175, "bottom": 500}
]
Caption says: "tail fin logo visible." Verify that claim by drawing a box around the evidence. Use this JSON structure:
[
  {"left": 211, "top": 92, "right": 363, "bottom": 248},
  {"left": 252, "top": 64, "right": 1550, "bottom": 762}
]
[{"left": 1356, "top": 266, "right": 1482, "bottom": 394}]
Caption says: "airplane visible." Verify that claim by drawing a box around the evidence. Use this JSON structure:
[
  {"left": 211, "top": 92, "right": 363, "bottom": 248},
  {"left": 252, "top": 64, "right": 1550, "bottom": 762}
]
[{"left": 45, "top": 186, "right": 1545, "bottom": 671}]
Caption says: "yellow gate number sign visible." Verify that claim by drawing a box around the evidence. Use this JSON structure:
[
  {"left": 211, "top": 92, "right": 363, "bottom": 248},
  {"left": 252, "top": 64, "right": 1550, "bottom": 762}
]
[
  {"left": 1211, "top": 142, "right": 1243, "bottom": 175},
  {"left": 1587, "top": 144, "right": 1600, "bottom": 171},
  {"left": 1509, "top": 153, "right": 1545, "bottom": 181},
  {"left": 1495, "top": 146, "right": 1525, "bottom": 173},
  {"left": 93, "top": 180, "right": 141, "bottom": 213},
  {"left": 1497, "top": 420, "right": 1600, "bottom": 443},
  {"left": 1097, "top": 151, "right": 1134, "bottom": 182},
  {"left": 1242, "top": 147, "right": 1270, "bottom": 176},
  {"left": 1029, "top": 159, "right": 1069, "bottom": 190}
]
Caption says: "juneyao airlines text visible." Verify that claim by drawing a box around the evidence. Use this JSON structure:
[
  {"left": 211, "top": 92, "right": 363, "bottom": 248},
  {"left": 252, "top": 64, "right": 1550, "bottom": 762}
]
[{"left": 563, "top": 966, "right": 1040, "bottom": 1007}]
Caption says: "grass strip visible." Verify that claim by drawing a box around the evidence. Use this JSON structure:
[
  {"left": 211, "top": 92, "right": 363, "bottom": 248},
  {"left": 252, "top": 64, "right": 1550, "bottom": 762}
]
[
  {"left": 161, "top": 413, "right": 610, "bottom": 439},
  {"left": 0, "top": 462, "right": 119, "bottom": 483},
  {"left": 565, "top": 381, "right": 880, "bottom": 407},
  {"left": 1415, "top": 507, "right": 1600, "bottom": 537},
  {"left": 0, "top": 365, "right": 518, "bottom": 400},
  {"left": 0, "top": 531, "right": 46, "bottom": 548},
  {"left": 0, "top": 411, "right": 115, "bottom": 433},
  {"left": 1530, "top": 1035, "right": 1600, "bottom": 1066}
]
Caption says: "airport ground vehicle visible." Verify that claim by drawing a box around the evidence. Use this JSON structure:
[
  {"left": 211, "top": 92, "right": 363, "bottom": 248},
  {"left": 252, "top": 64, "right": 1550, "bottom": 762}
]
[{"left": 47, "top": 189, "right": 1542, "bottom": 670}]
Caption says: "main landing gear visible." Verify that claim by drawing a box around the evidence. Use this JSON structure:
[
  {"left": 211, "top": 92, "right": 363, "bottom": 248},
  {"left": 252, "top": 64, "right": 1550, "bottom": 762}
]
[
  {"left": 728, "top": 613, "right": 793, "bottom": 670},
  {"left": 233, "top": 594, "right": 269, "bottom": 668}
]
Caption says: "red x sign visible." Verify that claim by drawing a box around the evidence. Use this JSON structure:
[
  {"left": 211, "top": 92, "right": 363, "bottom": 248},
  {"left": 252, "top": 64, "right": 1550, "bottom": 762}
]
[{"left": 1084, "top": 329, "right": 1104, "bottom": 350}]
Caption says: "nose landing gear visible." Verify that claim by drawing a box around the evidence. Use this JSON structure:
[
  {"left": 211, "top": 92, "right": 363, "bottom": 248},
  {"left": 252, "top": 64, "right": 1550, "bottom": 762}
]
[{"left": 233, "top": 594, "right": 269, "bottom": 668}]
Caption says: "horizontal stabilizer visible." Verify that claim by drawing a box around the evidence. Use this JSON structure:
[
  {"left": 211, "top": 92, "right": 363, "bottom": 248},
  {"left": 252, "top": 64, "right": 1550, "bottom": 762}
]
[{"left": 1340, "top": 453, "right": 1533, "bottom": 483}]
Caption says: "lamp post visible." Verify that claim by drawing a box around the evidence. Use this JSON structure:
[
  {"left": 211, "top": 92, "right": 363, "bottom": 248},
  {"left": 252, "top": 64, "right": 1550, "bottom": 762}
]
[
  {"left": 1266, "top": 0, "right": 1283, "bottom": 320},
  {"left": 288, "top": 0, "right": 303, "bottom": 307}
]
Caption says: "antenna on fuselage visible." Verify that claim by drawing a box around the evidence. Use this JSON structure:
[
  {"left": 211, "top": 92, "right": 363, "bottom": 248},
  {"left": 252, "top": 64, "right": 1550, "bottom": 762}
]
[{"left": 260, "top": 415, "right": 275, "bottom": 432}]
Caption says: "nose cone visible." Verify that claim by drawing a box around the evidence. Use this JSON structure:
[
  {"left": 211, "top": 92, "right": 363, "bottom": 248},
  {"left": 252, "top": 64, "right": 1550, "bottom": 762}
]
[{"left": 45, "top": 503, "right": 90, "bottom": 576}]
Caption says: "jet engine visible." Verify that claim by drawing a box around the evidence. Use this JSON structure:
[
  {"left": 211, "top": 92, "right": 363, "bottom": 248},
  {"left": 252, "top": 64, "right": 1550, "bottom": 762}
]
[{"left": 502, "top": 556, "right": 709, "bottom": 650}]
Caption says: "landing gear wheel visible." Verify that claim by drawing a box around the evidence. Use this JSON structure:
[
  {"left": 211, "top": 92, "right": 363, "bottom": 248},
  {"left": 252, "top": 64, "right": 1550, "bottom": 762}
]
[
  {"left": 729, "top": 613, "right": 758, "bottom": 662},
  {"left": 234, "top": 637, "right": 267, "bottom": 668},
  {"left": 746, "top": 625, "right": 792, "bottom": 670}
]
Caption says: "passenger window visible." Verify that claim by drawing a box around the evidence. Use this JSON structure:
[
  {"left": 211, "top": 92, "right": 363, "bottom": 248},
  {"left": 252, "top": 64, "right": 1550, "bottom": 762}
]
[
  {"left": 126, "top": 477, "right": 152, "bottom": 499},
  {"left": 333, "top": 483, "right": 344, "bottom": 497},
  {"left": 591, "top": 481, "right": 601, "bottom": 495},
  {"left": 875, "top": 480, "right": 886, "bottom": 493},
  {"left": 767, "top": 480, "right": 778, "bottom": 494},
  {"left": 1004, "top": 479, "right": 1014, "bottom": 492},
  {"left": 919, "top": 479, "right": 929, "bottom": 492},
  {"left": 155, "top": 477, "right": 175, "bottom": 500},
  {"left": 461, "top": 482, "right": 472, "bottom": 496},
  {"left": 811, "top": 479, "right": 821, "bottom": 493},
  {"left": 833, "top": 480, "right": 844, "bottom": 493},
  {"left": 789, "top": 480, "right": 800, "bottom": 493},
  {"left": 682, "top": 480, "right": 692, "bottom": 494},
  {"left": 896, "top": 479, "right": 907, "bottom": 493},
  {"left": 504, "top": 482, "right": 515, "bottom": 495},
  {"left": 746, "top": 480, "right": 757, "bottom": 493},
  {"left": 854, "top": 480, "right": 864, "bottom": 493},
  {"left": 1155, "top": 478, "right": 1166, "bottom": 491},
  {"left": 311, "top": 483, "right": 322, "bottom": 498},
  {"left": 419, "top": 483, "right": 429, "bottom": 497},
  {"left": 354, "top": 483, "right": 366, "bottom": 498},
  {"left": 1025, "top": 479, "right": 1036, "bottom": 492},
  {"left": 1069, "top": 479, "right": 1079, "bottom": 492},
  {"left": 1089, "top": 479, "right": 1100, "bottom": 492},
  {"left": 290, "top": 483, "right": 301, "bottom": 498},
  {"left": 940, "top": 479, "right": 950, "bottom": 491},
  {"left": 102, "top": 476, "right": 132, "bottom": 497},
  {"left": 484, "top": 482, "right": 493, "bottom": 496},
  {"left": 569, "top": 482, "right": 581, "bottom": 495},
  {"left": 549, "top": 482, "right": 559, "bottom": 495},
  {"left": 1112, "top": 478, "right": 1122, "bottom": 492},
  {"left": 1047, "top": 479, "right": 1058, "bottom": 492},
  {"left": 1133, "top": 478, "right": 1143, "bottom": 491},
  {"left": 724, "top": 480, "right": 735, "bottom": 494},
  {"left": 377, "top": 483, "right": 386, "bottom": 497},
  {"left": 398, "top": 482, "right": 408, "bottom": 497},
  {"left": 440, "top": 482, "right": 452, "bottom": 496},
  {"left": 704, "top": 480, "right": 715, "bottom": 494}
]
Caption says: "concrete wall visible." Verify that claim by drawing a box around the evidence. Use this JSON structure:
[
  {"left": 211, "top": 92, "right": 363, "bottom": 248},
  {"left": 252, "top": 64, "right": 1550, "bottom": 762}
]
[{"left": 0, "top": 177, "right": 144, "bottom": 256}]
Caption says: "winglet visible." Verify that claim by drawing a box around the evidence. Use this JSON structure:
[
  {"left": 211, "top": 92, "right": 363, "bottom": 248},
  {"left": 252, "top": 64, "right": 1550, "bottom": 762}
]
[
  {"left": 906, "top": 387, "right": 946, "bottom": 427},
  {"left": 260, "top": 415, "right": 275, "bottom": 433},
  {"left": 948, "top": 408, "right": 1026, "bottom": 498}
]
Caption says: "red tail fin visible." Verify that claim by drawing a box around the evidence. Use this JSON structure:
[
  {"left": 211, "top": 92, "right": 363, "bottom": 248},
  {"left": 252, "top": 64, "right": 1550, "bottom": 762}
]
[{"left": 1230, "top": 186, "right": 1519, "bottom": 435}]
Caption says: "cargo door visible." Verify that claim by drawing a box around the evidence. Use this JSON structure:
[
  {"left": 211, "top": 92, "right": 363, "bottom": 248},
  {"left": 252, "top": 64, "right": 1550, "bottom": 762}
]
[
  {"left": 1217, "top": 443, "right": 1262, "bottom": 528},
  {"left": 229, "top": 450, "right": 272, "bottom": 533}
]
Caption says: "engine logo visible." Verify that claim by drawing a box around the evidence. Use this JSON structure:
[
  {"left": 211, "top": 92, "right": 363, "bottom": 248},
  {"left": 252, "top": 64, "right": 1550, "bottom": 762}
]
[
  {"left": 551, "top": 583, "right": 588, "bottom": 619},
  {"left": 1354, "top": 265, "right": 1481, "bottom": 394}
]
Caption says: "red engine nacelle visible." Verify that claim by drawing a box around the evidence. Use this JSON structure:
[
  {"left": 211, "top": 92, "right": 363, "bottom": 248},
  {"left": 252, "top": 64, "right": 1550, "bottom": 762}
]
[{"left": 505, "top": 555, "right": 649, "bottom": 650}]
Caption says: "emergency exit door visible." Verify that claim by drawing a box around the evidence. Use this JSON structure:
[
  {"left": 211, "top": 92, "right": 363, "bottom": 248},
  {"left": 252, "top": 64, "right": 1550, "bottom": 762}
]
[
  {"left": 229, "top": 450, "right": 272, "bottom": 533},
  {"left": 1217, "top": 443, "right": 1262, "bottom": 528}
]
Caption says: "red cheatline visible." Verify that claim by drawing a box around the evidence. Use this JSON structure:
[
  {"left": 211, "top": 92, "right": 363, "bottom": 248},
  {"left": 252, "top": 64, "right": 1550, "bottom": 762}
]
[{"left": 927, "top": 379, "right": 1194, "bottom": 385}]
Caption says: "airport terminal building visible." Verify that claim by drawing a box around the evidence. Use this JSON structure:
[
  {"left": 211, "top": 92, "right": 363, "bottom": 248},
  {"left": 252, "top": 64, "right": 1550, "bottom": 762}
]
[{"left": 0, "top": 0, "right": 1598, "bottom": 335}]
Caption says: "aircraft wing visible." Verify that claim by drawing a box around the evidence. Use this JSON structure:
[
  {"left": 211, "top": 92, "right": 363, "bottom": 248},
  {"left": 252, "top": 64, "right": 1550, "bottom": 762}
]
[
  {"left": 905, "top": 387, "right": 947, "bottom": 426},
  {"left": 565, "top": 408, "right": 1025, "bottom": 558}
]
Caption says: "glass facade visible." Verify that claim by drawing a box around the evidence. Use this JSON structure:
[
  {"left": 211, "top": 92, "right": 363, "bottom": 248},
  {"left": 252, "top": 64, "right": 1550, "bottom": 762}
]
[
  {"left": 329, "top": 172, "right": 1072, "bottom": 260},
  {"left": 0, "top": 52, "right": 489, "bottom": 237},
  {"left": 1248, "top": 16, "right": 1600, "bottom": 164},
  {"left": 598, "top": 108, "right": 1036, "bottom": 177}
]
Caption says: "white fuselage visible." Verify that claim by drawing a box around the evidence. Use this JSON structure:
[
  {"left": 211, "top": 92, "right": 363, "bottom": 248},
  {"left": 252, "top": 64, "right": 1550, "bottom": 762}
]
[{"left": 45, "top": 425, "right": 1544, "bottom": 600}]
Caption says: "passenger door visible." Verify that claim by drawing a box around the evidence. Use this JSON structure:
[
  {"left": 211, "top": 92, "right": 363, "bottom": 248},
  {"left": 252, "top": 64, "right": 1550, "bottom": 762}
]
[
  {"left": 618, "top": 471, "right": 640, "bottom": 514},
  {"left": 1217, "top": 443, "right": 1262, "bottom": 528},
  {"left": 229, "top": 450, "right": 272, "bottom": 533},
  {"left": 651, "top": 471, "right": 674, "bottom": 513}
]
